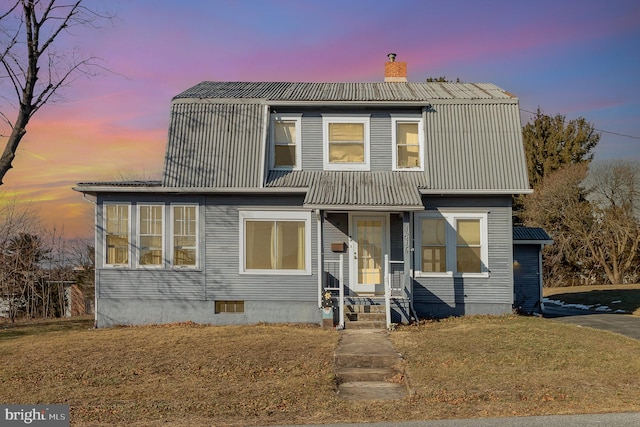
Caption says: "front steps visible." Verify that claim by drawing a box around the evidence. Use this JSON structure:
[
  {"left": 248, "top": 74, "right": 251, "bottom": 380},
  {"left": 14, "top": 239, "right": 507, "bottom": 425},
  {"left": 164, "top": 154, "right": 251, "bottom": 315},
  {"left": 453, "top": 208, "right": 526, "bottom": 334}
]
[
  {"left": 344, "top": 303, "right": 386, "bottom": 329},
  {"left": 334, "top": 329, "right": 407, "bottom": 400}
]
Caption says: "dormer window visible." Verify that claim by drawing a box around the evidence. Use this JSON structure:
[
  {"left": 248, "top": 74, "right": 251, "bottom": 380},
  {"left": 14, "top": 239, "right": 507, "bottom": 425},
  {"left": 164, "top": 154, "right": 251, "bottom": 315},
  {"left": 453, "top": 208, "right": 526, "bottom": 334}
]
[
  {"left": 270, "top": 114, "right": 301, "bottom": 170},
  {"left": 392, "top": 116, "right": 424, "bottom": 171},
  {"left": 323, "top": 115, "right": 370, "bottom": 171}
]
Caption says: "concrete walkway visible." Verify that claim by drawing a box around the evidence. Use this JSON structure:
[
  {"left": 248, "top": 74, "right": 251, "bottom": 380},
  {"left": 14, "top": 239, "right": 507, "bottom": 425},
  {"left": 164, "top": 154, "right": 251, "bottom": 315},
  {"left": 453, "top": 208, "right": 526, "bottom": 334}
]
[
  {"left": 543, "top": 302, "right": 640, "bottom": 340},
  {"left": 334, "top": 329, "right": 407, "bottom": 400}
]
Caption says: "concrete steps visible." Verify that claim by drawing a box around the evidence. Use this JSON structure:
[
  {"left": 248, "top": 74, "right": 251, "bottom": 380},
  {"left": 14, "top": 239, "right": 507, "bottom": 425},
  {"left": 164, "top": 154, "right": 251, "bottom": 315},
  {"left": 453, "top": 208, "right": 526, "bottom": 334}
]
[
  {"left": 344, "top": 303, "right": 386, "bottom": 330},
  {"left": 334, "top": 329, "right": 407, "bottom": 400}
]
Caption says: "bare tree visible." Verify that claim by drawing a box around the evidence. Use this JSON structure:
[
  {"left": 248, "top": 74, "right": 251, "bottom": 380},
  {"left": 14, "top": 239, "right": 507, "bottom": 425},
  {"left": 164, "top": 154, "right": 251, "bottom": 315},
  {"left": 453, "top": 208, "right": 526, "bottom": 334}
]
[
  {"left": 523, "top": 163, "right": 594, "bottom": 286},
  {"left": 525, "top": 161, "right": 640, "bottom": 286},
  {"left": 0, "top": 0, "right": 108, "bottom": 185},
  {"left": 583, "top": 161, "right": 640, "bottom": 284}
]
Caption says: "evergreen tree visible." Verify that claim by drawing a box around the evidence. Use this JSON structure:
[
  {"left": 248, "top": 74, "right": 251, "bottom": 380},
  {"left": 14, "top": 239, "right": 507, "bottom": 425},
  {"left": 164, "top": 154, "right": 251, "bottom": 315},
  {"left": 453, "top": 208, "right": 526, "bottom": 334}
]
[{"left": 522, "top": 108, "right": 600, "bottom": 188}]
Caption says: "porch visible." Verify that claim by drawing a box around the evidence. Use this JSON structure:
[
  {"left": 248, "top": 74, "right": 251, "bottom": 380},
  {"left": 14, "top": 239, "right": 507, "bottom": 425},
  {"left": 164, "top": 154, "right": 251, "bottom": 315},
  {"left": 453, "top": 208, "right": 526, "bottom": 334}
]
[{"left": 322, "top": 253, "right": 412, "bottom": 329}]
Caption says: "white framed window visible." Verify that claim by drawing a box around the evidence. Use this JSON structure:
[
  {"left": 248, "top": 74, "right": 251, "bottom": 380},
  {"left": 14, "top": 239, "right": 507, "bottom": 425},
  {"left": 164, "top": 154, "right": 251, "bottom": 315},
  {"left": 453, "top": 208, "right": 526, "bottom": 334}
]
[
  {"left": 138, "top": 204, "right": 164, "bottom": 267},
  {"left": 270, "top": 113, "right": 302, "bottom": 170},
  {"left": 104, "top": 203, "right": 130, "bottom": 267},
  {"left": 415, "top": 212, "right": 488, "bottom": 277},
  {"left": 239, "top": 210, "right": 312, "bottom": 275},
  {"left": 392, "top": 116, "right": 424, "bottom": 170},
  {"left": 171, "top": 204, "right": 198, "bottom": 268},
  {"left": 322, "top": 115, "right": 370, "bottom": 171}
]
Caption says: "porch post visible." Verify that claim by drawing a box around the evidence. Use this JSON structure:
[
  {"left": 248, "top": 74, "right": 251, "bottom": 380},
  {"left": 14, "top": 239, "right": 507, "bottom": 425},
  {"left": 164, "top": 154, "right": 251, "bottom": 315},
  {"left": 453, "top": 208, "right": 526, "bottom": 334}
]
[
  {"left": 316, "top": 209, "right": 323, "bottom": 309},
  {"left": 403, "top": 212, "right": 412, "bottom": 300}
]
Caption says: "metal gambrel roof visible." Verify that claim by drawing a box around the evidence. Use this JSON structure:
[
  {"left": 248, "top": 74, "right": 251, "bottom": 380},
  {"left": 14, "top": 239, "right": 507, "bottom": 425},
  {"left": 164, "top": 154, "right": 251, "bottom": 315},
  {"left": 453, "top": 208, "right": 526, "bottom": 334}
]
[
  {"left": 423, "top": 103, "right": 530, "bottom": 191},
  {"left": 162, "top": 102, "right": 265, "bottom": 188},
  {"left": 174, "top": 81, "right": 516, "bottom": 102},
  {"left": 266, "top": 171, "right": 427, "bottom": 209},
  {"left": 159, "top": 81, "right": 530, "bottom": 197}
]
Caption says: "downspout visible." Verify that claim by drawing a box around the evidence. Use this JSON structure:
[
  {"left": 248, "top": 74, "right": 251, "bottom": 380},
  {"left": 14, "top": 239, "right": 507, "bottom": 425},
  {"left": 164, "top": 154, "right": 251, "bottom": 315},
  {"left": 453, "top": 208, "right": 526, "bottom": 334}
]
[
  {"left": 316, "top": 209, "right": 323, "bottom": 309},
  {"left": 259, "top": 104, "right": 270, "bottom": 188},
  {"left": 538, "top": 244, "right": 545, "bottom": 312},
  {"left": 81, "top": 192, "right": 99, "bottom": 328}
]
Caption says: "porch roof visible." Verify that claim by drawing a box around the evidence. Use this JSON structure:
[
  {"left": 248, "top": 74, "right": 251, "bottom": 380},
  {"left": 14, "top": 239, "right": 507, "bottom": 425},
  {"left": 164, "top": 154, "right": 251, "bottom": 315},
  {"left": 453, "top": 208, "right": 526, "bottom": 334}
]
[{"left": 267, "top": 171, "right": 426, "bottom": 210}]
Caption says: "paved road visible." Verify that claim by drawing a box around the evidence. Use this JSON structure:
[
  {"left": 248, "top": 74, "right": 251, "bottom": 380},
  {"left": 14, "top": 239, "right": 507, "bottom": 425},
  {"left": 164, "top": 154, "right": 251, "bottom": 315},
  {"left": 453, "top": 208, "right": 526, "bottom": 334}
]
[
  {"left": 268, "top": 412, "right": 640, "bottom": 427},
  {"left": 542, "top": 302, "right": 640, "bottom": 340}
]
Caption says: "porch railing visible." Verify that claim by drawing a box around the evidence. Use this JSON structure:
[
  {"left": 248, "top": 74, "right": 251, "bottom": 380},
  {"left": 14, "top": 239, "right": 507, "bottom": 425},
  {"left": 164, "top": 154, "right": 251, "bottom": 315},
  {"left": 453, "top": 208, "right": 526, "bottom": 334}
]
[
  {"left": 323, "top": 254, "right": 344, "bottom": 329},
  {"left": 385, "top": 257, "right": 405, "bottom": 329}
]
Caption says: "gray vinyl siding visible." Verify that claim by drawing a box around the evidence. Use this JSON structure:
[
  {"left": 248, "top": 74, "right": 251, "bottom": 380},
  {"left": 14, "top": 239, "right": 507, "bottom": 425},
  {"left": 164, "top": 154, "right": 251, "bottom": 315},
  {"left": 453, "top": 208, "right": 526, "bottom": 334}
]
[
  {"left": 389, "top": 215, "right": 404, "bottom": 261},
  {"left": 97, "top": 270, "right": 203, "bottom": 300},
  {"left": 204, "top": 195, "right": 318, "bottom": 301},
  {"left": 413, "top": 196, "right": 513, "bottom": 308},
  {"left": 513, "top": 244, "right": 542, "bottom": 313},
  {"left": 370, "top": 111, "right": 391, "bottom": 170},
  {"left": 301, "top": 112, "right": 322, "bottom": 170},
  {"left": 323, "top": 213, "right": 350, "bottom": 289}
]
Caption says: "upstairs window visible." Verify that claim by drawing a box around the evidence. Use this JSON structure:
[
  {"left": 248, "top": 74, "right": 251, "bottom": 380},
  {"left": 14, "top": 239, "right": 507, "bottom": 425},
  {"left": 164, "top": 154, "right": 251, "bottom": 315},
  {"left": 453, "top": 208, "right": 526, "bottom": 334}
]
[
  {"left": 270, "top": 114, "right": 301, "bottom": 170},
  {"left": 138, "top": 205, "right": 164, "bottom": 267},
  {"left": 105, "top": 204, "right": 130, "bottom": 266},
  {"left": 323, "top": 115, "right": 370, "bottom": 171},
  {"left": 172, "top": 205, "right": 198, "bottom": 268},
  {"left": 392, "top": 117, "right": 424, "bottom": 170}
]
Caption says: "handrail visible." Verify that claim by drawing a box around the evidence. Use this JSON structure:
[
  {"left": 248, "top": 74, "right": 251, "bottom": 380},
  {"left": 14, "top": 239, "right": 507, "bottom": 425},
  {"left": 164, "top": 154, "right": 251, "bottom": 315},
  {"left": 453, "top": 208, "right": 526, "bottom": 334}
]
[
  {"left": 384, "top": 254, "right": 391, "bottom": 329},
  {"left": 385, "top": 258, "right": 405, "bottom": 329},
  {"left": 323, "top": 254, "right": 344, "bottom": 329}
]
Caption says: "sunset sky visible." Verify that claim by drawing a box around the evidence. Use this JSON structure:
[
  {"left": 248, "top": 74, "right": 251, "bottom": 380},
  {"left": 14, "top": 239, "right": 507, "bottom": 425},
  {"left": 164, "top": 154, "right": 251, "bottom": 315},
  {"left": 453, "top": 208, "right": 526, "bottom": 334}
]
[{"left": 1, "top": 0, "right": 639, "bottom": 239}]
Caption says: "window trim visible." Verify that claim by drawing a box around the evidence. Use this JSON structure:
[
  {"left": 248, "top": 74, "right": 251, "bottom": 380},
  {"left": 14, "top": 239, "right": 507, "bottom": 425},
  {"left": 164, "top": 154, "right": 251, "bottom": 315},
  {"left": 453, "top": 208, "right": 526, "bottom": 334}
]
[
  {"left": 170, "top": 204, "right": 199, "bottom": 269},
  {"left": 322, "top": 114, "right": 371, "bottom": 171},
  {"left": 391, "top": 116, "right": 424, "bottom": 171},
  {"left": 103, "top": 203, "right": 131, "bottom": 268},
  {"left": 137, "top": 203, "right": 165, "bottom": 269},
  {"left": 414, "top": 211, "right": 489, "bottom": 278},
  {"left": 239, "top": 210, "right": 312, "bottom": 275},
  {"left": 270, "top": 113, "right": 302, "bottom": 171}
]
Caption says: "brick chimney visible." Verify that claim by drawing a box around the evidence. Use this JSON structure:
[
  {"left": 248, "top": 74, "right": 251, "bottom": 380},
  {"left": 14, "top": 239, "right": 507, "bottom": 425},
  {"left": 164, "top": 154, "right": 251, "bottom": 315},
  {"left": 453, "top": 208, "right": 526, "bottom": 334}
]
[{"left": 384, "top": 53, "right": 407, "bottom": 82}]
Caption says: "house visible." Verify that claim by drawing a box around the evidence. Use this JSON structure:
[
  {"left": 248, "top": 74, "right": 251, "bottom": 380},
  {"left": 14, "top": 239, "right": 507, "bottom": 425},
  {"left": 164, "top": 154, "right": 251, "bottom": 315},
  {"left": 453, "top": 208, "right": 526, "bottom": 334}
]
[{"left": 74, "top": 54, "right": 533, "bottom": 328}]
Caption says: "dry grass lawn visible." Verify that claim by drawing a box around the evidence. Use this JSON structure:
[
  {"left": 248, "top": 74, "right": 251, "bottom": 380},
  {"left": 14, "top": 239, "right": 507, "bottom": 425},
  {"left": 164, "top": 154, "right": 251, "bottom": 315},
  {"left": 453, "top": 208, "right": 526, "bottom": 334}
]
[
  {"left": 544, "top": 284, "right": 640, "bottom": 315},
  {"left": 2, "top": 315, "right": 640, "bottom": 426}
]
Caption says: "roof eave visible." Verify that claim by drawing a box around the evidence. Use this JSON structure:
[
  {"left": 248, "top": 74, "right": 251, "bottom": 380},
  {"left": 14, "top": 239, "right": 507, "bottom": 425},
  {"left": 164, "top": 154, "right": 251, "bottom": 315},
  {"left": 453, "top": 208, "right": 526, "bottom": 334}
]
[
  {"left": 73, "top": 186, "right": 309, "bottom": 194},
  {"left": 304, "top": 204, "right": 425, "bottom": 211},
  {"left": 419, "top": 189, "right": 533, "bottom": 195}
]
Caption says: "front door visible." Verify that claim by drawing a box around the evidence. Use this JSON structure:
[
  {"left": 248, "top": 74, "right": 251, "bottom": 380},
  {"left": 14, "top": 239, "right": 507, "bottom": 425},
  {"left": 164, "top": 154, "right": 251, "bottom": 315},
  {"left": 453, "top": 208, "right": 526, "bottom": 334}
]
[{"left": 350, "top": 214, "right": 388, "bottom": 295}]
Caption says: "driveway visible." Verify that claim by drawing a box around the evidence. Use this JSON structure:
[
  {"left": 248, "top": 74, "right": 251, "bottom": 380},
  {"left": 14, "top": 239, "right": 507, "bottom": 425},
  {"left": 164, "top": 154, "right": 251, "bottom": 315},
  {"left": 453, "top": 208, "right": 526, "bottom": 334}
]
[{"left": 543, "top": 302, "right": 640, "bottom": 340}]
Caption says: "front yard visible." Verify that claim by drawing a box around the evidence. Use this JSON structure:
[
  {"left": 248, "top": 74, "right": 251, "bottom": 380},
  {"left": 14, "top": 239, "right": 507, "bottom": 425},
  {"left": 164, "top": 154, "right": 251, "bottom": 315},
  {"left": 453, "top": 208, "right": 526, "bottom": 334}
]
[{"left": 2, "top": 315, "right": 640, "bottom": 426}]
